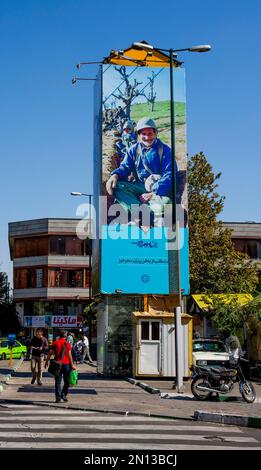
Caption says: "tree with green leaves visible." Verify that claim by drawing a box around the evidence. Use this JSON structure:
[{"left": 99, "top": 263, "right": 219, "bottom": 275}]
[
  {"left": 0, "top": 272, "right": 20, "bottom": 334},
  {"left": 188, "top": 152, "right": 258, "bottom": 294},
  {"left": 204, "top": 294, "right": 261, "bottom": 361},
  {"left": 0, "top": 272, "right": 8, "bottom": 303}
]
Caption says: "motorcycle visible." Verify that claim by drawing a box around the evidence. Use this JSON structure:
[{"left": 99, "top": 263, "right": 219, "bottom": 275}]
[{"left": 191, "top": 336, "right": 256, "bottom": 403}]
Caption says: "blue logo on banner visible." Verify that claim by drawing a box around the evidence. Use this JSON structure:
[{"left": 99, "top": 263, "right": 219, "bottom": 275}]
[{"left": 141, "top": 274, "right": 150, "bottom": 283}]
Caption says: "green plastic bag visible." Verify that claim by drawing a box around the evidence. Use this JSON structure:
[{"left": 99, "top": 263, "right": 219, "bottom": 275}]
[{"left": 69, "top": 369, "right": 78, "bottom": 386}]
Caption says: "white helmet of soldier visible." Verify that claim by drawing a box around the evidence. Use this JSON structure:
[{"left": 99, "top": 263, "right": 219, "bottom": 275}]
[
  {"left": 123, "top": 120, "right": 134, "bottom": 131},
  {"left": 136, "top": 117, "right": 157, "bottom": 133}
]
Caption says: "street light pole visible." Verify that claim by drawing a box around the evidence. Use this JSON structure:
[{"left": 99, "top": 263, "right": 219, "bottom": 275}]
[
  {"left": 132, "top": 41, "right": 211, "bottom": 391},
  {"left": 70, "top": 192, "right": 92, "bottom": 299},
  {"left": 169, "top": 48, "right": 183, "bottom": 390},
  {"left": 70, "top": 191, "right": 93, "bottom": 346}
]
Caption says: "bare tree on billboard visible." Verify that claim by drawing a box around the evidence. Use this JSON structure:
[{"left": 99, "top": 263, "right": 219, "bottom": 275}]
[
  {"left": 141, "top": 71, "right": 157, "bottom": 112},
  {"left": 112, "top": 66, "right": 142, "bottom": 121}
]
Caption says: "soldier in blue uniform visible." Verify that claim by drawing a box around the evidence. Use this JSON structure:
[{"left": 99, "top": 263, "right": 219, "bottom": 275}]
[
  {"left": 115, "top": 120, "right": 137, "bottom": 162},
  {"left": 106, "top": 117, "right": 177, "bottom": 223}
]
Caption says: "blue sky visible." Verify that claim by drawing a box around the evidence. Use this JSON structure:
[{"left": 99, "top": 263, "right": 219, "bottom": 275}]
[{"left": 1, "top": 0, "right": 261, "bottom": 282}]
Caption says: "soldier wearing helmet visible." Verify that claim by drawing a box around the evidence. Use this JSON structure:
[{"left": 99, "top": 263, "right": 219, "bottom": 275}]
[
  {"left": 106, "top": 117, "right": 177, "bottom": 222},
  {"left": 122, "top": 120, "right": 136, "bottom": 146}
]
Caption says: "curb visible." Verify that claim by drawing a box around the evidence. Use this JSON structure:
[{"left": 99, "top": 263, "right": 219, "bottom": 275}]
[
  {"left": 0, "top": 357, "right": 25, "bottom": 394},
  {"left": 194, "top": 410, "right": 261, "bottom": 428},
  {"left": 0, "top": 374, "right": 12, "bottom": 384},
  {"left": 0, "top": 397, "right": 193, "bottom": 422},
  {"left": 1, "top": 397, "right": 260, "bottom": 428},
  {"left": 125, "top": 377, "right": 160, "bottom": 394},
  {"left": 11, "top": 356, "right": 25, "bottom": 375}
]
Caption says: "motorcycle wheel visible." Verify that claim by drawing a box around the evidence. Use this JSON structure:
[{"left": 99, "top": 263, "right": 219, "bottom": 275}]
[
  {"left": 191, "top": 376, "right": 212, "bottom": 400},
  {"left": 240, "top": 380, "right": 256, "bottom": 403}
]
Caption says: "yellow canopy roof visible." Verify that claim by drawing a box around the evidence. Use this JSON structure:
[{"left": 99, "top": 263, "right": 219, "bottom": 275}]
[
  {"left": 133, "top": 311, "right": 192, "bottom": 318},
  {"left": 104, "top": 41, "right": 181, "bottom": 68},
  {"left": 192, "top": 294, "right": 253, "bottom": 310}
]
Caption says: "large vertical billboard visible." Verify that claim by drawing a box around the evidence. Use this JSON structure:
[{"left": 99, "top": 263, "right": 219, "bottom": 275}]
[{"left": 93, "top": 63, "right": 189, "bottom": 295}]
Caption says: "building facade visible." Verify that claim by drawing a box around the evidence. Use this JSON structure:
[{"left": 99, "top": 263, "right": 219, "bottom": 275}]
[
  {"left": 9, "top": 218, "right": 91, "bottom": 343},
  {"left": 224, "top": 221, "right": 261, "bottom": 281}
]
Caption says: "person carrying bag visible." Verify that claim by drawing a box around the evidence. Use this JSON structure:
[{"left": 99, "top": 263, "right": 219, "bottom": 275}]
[
  {"left": 45, "top": 330, "right": 76, "bottom": 403},
  {"left": 47, "top": 343, "right": 67, "bottom": 377}
]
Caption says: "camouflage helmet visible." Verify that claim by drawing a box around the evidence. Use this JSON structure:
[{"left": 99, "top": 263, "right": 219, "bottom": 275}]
[
  {"left": 123, "top": 120, "right": 134, "bottom": 131},
  {"left": 136, "top": 117, "right": 157, "bottom": 132}
]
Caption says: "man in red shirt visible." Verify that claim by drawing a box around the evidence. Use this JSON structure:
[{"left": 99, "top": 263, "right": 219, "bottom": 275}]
[{"left": 45, "top": 330, "right": 76, "bottom": 403}]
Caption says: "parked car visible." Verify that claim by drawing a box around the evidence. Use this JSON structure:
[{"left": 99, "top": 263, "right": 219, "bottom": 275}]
[
  {"left": 0, "top": 338, "right": 27, "bottom": 360},
  {"left": 192, "top": 338, "right": 230, "bottom": 368}
]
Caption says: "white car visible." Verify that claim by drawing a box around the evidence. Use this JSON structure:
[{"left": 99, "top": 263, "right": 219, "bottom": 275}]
[{"left": 192, "top": 338, "right": 230, "bottom": 368}]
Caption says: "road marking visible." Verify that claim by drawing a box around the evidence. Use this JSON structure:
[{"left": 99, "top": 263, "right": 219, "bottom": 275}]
[
  {"left": 0, "top": 423, "right": 243, "bottom": 432},
  {"left": 0, "top": 442, "right": 260, "bottom": 450},
  {"left": 0, "top": 432, "right": 256, "bottom": 442}
]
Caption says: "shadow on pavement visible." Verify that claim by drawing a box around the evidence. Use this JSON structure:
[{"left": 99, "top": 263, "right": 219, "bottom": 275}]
[
  {"left": 16, "top": 386, "right": 97, "bottom": 395},
  {"left": 0, "top": 367, "right": 13, "bottom": 374},
  {"left": 8, "top": 371, "right": 32, "bottom": 378}
]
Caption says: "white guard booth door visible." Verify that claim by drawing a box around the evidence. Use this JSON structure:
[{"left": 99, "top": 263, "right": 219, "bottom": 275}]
[{"left": 138, "top": 320, "right": 161, "bottom": 375}]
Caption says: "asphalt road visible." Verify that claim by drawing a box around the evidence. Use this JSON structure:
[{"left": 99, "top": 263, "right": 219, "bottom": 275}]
[{"left": 0, "top": 402, "right": 260, "bottom": 450}]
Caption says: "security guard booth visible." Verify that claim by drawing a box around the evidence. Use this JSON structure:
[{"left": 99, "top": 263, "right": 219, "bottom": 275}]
[
  {"left": 132, "top": 310, "right": 192, "bottom": 378},
  {"left": 96, "top": 295, "right": 192, "bottom": 378}
]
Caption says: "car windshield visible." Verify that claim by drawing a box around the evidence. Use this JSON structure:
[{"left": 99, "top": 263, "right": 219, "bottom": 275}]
[{"left": 193, "top": 340, "right": 226, "bottom": 353}]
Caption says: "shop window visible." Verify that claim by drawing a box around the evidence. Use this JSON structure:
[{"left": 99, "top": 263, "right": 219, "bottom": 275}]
[
  {"left": 65, "top": 237, "right": 83, "bottom": 256},
  {"left": 36, "top": 269, "right": 43, "bottom": 288},
  {"left": 49, "top": 237, "right": 66, "bottom": 255},
  {"left": 14, "top": 268, "right": 46, "bottom": 289},
  {"left": 48, "top": 268, "right": 84, "bottom": 288},
  {"left": 86, "top": 239, "right": 91, "bottom": 256},
  {"left": 233, "top": 238, "right": 259, "bottom": 258},
  {"left": 84, "top": 269, "right": 90, "bottom": 288},
  {"left": 49, "top": 236, "right": 88, "bottom": 256},
  {"left": 68, "top": 270, "right": 82, "bottom": 288},
  {"left": 14, "top": 237, "right": 48, "bottom": 258}
]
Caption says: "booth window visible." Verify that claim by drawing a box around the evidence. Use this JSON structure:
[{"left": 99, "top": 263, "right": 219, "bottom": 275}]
[
  {"left": 141, "top": 321, "right": 149, "bottom": 340},
  {"left": 152, "top": 322, "right": 160, "bottom": 340}
]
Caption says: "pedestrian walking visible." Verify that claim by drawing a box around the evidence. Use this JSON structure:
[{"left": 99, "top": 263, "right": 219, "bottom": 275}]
[
  {"left": 45, "top": 330, "right": 76, "bottom": 403},
  {"left": 72, "top": 341, "right": 81, "bottom": 364},
  {"left": 30, "top": 328, "right": 49, "bottom": 385},
  {"left": 66, "top": 331, "right": 74, "bottom": 346},
  {"left": 77, "top": 334, "right": 93, "bottom": 364}
]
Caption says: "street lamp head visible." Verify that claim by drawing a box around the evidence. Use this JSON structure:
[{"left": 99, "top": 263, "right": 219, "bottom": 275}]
[
  {"left": 72, "top": 77, "right": 77, "bottom": 85},
  {"left": 132, "top": 41, "right": 154, "bottom": 51},
  {"left": 70, "top": 192, "right": 92, "bottom": 197},
  {"left": 76, "top": 63, "right": 81, "bottom": 69},
  {"left": 188, "top": 44, "right": 211, "bottom": 53},
  {"left": 111, "top": 50, "right": 124, "bottom": 57},
  {"left": 115, "top": 289, "right": 123, "bottom": 294}
]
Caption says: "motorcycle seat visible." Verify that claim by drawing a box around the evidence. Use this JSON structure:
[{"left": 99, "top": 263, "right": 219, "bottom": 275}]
[{"left": 210, "top": 366, "right": 225, "bottom": 373}]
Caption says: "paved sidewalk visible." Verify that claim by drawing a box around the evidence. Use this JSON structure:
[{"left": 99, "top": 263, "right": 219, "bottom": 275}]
[
  {"left": 0, "top": 358, "right": 23, "bottom": 391},
  {"left": 0, "top": 361, "right": 261, "bottom": 427}
]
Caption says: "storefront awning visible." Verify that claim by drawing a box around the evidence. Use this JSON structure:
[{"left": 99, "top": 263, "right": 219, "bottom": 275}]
[
  {"left": 192, "top": 294, "right": 253, "bottom": 310},
  {"left": 133, "top": 311, "right": 192, "bottom": 319}
]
